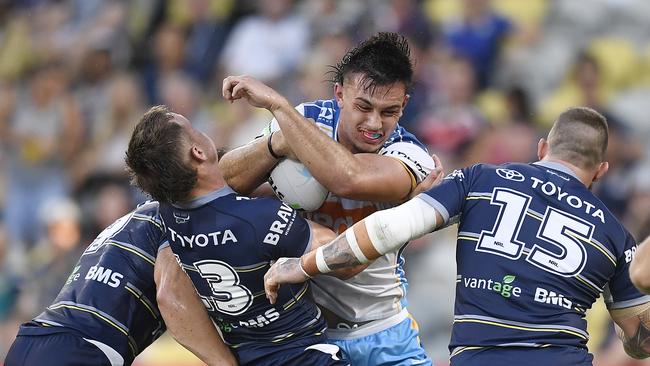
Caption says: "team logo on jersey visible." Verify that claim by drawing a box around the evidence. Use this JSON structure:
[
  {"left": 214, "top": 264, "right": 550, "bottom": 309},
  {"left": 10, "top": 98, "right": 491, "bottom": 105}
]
[
  {"left": 496, "top": 168, "right": 525, "bottom": 182},
  {"left": 173, "top": 211, "right": 190, "bottom": 224}
]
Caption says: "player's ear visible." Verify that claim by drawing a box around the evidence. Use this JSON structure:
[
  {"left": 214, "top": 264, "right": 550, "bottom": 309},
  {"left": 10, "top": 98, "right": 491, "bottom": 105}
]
[
  {"left": 593, "top": 161, "right": 609, "bottom": 182},
  {"left": 334, "top": 83, "right": 344, "bottom": 107},
  {"left": 401, "top": 94, "right": 410, "bottom": 111},
  {"left": 537, "top": 138, "right": 548, "bottom": 160},
  {"left": 190, "top": 145, "right": 207, "bottom": 162}
]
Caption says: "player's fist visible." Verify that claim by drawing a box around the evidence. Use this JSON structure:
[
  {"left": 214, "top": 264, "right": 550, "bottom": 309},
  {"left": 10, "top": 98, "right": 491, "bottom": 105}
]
[
  {"left": 222, "top": 75, "right": 289, "bottom": 112},
  {"left": 264, "top": 257, "right": 310, "bottom": 304}
]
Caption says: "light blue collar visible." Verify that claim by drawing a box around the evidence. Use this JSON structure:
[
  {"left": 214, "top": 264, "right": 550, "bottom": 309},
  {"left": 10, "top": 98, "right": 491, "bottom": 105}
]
[
  {"left": 172, "top": 186, "right": 235, "bottom": 209},
  {"left": 533, "top": 161, "right": 579, "bottom": 181}
]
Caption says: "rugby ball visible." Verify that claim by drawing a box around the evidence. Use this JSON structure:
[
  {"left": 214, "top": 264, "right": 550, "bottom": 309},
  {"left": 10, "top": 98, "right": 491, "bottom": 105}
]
[{"left": 268, "top": 159, "right": 328, "bottom": 211}]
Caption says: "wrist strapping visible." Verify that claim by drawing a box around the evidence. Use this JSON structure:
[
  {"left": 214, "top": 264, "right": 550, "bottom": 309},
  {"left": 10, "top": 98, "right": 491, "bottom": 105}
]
[
  {"left": 299, "top": 257, "right": 313, "bottom": 279},
  {"left": 267, "top": 131, "right": 282, "bottom": 159}
]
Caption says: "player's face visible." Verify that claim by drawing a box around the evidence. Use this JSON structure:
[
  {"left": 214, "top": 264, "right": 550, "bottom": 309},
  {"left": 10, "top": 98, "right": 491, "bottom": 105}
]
[
  {"left": 335, "top": 74, "right": 408, "bottom": 153},
  {"left": 170, "top": 113, "right": 218, "bottom": 163}
]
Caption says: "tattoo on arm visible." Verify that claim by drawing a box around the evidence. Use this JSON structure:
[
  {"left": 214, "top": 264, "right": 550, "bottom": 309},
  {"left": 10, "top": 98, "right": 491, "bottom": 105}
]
[
  {"left": 322, "top": 234, "right": 361, "bottom": 270},
  {"left": 620, "top": 311, "right": 650, "bottom": 359}
]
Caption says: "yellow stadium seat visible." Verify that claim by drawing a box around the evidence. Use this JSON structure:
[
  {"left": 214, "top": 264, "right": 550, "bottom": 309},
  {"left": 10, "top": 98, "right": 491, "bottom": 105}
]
[
  {"left": 493, "top": 0, "right": 548, "bottom": 26},
  {"left": 476, "top": 89, "right": 508, "bottom": 126},
  {"left": 588, "top": 38, "right": 640, "bottom": 91},
  {"left": 425, "top": 0, "right": 548, "bottom": 26},
  {"left": 424, "top": 0, "right": 461, "bottom": 24},
  {"left": 640, "top": 43, "right": 650, "bottom": 86}
]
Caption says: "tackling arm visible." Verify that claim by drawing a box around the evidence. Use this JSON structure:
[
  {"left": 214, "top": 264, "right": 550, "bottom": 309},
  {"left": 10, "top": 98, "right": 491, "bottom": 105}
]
[
  {"left": 264, "top": 197, "right": 442, "bottom": 303},
  {"left": 610, "top": 303, "right": 650, "bottom": 359},
  {"left": 155, "top": 246, "right": 238, "bottom": 366}
]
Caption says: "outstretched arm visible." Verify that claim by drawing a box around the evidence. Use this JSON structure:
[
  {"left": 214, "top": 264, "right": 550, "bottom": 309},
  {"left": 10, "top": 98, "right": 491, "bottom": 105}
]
[
  {"left": 222, "top": 75, "right": 434, "bottom": 202},
  {"left": 264, "top": 195, "right": 444, "bottom": 303},
  {"left": 610, "top": 303, "right": 650, "bottom": 359},
  {"left": 155, "top": 246, "right": 238, "bottom": 366},
  {"left": 630, "top": 236, "right": 650, "bottom": 294}
]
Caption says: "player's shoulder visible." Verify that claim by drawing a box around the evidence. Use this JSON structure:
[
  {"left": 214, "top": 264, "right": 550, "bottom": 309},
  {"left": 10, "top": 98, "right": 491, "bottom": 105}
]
[
  {"left": 297, "top": 99, "right": 338, "bottom": 126},
  {"left": 133, "top": 200, "right": 161, "bottom": 218},
  {"left": 219, "top": 194, "right": 296, "bottom": 225}
]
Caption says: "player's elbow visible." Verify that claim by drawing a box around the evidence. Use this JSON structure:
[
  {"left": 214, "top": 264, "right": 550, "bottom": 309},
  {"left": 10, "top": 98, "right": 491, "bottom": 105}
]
[
  {"left": 630, "top": 262, "right": 650, "bottom": 294},
  {"left": 328, "top": 169, "right": 364, "bottom": 198},
  {"left": 156, "top": 284, "right": 182, "bottom": 317}
]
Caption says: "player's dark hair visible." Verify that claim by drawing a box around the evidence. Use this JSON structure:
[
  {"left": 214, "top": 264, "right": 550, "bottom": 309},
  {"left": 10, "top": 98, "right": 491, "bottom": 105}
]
[
  {"left": 328, "top": 32, "right": 413, "bottom": 94},
  {"left": 125, "top": 105, "right": 197, "bottom": 203},
  {"left": 548, "top": 107, "right": 609, "bottom": 169}
]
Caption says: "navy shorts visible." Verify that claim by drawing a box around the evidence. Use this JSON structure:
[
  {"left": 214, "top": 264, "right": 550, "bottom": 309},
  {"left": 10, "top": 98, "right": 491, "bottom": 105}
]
[
  {"left": 5, "top": 332, "right": 123, "bottom": 366},
  {"left": 239, "top": 340, "right": 349, "bottom": 366},
  {"left": 450, "top": 345, "right": 593, "bottom": 366}
]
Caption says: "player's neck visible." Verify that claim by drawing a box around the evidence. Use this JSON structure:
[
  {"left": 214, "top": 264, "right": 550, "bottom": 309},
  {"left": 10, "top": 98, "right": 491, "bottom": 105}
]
[
  {"left": 539, "top": 157, "right": 593, "bottom": 188},
  {"left": 190, "top": 163, "right": 227, "bottom": 199}
]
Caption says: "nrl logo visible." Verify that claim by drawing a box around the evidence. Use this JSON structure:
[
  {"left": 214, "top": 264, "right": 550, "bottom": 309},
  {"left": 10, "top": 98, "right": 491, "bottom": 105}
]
[{"left": 173, "top": 212, "right": 190, "bottom": 224}]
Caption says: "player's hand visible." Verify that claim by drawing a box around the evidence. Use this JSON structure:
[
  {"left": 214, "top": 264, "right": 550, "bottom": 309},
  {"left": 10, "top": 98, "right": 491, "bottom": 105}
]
[
  {"left": 264, "top": 257, "right": 310, "bottom": 304},
  {"left": 409, "top": 154, "right": 444, "bottom": 199},
  {"left": 222, "top": 75, "right": 289, "bottom": 112}
]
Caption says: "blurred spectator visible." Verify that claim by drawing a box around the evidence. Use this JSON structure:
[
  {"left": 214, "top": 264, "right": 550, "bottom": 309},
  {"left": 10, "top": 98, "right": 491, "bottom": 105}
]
[
  {"left": 442, "top": 0, "right": 513, "bottom": 89},
  {"left": 464, "top": 86, "right": 539, "bottom": 165},
  {"left": 4, "top": 62, "right": 83, "bottom": 247},
  {"left": 218, "top": 0, "right": 309, "bottom": 88},
  {"left": 142, "top": 23, "right": 188, "bottom": 104},
  {"left": 75, "top": 72, "right": 145, "bottom": 182},
  {"left": 373, "top": 0, "right": 437, "bottom": 49},
  {"left": 0, "top": 221, "right": 19, "bottom": 321},
  {"left": 181, "top": 0, "right": 234, "bottom": 86},
  {"left": 416, "top": 55, "right": 487, "bottom": 167},
  {"left": 159, "top": 72, "right": 220, "bottom": 144},
  {"left": 14, "top": 198, "right": 83, "bottom": 319},
  {"left": 299, "top": 0, "right": 364, "bottom": 41}
]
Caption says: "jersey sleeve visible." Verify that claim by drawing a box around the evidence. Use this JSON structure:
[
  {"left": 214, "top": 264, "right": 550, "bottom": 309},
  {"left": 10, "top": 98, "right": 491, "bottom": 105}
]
[
  {"left": 380, "top": 142, "right": 435, "bottom": 184},
  {"left": 605, "top": 230, "right": 650, "bottom": 309},
  {"left": 256, "top": 103, "right": 308, "bottom": 138},
  {"left": 416, "top": 165, "right": 478, "bottom": 225},
  {"left": 251, "top": 197, "right": 313, "bottom": 259}
]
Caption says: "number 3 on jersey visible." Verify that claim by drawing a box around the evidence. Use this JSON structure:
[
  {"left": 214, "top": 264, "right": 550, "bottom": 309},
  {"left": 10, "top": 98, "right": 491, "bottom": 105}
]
[
  {"left": 477, "top": 188, "right": 593, "bottom": 277},
  {"left": 194, "top": 260, "right": 253, "bottom": 315}
]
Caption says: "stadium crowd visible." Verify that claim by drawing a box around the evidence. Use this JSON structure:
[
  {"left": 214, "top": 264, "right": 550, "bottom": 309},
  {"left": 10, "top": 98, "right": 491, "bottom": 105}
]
[{"left": 1, "top": 0, "right": 650, "bottom": 365}]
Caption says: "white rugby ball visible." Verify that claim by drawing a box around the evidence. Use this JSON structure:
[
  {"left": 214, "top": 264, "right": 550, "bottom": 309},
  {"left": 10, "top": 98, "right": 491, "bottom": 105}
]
[{"left": 268, "top": 159, "right": 328, "bottom": 211}]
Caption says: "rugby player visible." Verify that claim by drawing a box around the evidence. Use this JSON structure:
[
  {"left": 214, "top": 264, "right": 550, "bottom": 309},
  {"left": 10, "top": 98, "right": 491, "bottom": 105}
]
[
  {"left": 220, "top": 32, "right": 436, "bottom": 366},
  {"left": 125, "top": 106, "right": 350, "bottom": 366}
]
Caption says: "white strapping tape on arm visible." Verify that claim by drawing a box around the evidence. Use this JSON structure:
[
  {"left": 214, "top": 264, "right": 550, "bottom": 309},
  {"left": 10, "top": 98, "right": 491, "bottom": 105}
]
[
  {"left": 346, "top": 228, "right": 369, "bottom": 264},
  {"left": 315, "top": 246, "right": 332, "bottom": 273},
  {"left": 365, "top": 197, "right": 438, "bottom": 255}
]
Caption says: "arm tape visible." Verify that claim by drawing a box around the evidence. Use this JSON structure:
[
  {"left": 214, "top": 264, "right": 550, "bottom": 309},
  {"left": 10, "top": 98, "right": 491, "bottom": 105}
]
[
  {"left": 315, "top": 246, "right": 331, "bottom": 273},
  {"left": 365, "top": 197, "right": 438, "bottom": 255},
  {"left": 346, "top": 229, "right": 369, "bottom": 264}
]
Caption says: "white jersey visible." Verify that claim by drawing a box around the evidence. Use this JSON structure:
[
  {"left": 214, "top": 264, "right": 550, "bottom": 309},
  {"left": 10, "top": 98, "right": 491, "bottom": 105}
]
[{"left": 267, "top": 99, "right": 434, "bottom": 338}]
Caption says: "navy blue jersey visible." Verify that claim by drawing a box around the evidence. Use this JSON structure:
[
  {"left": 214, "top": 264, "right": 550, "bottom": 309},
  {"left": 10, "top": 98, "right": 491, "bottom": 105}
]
[
  {"left": 418, "top": 161, "right": 650, "bottom": 357},
  {"left": 159, "top": 187, "right": 328, "bottom": 365},
  {"left": 18, "top": 201, "right": 168, "bottom": 364}
]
